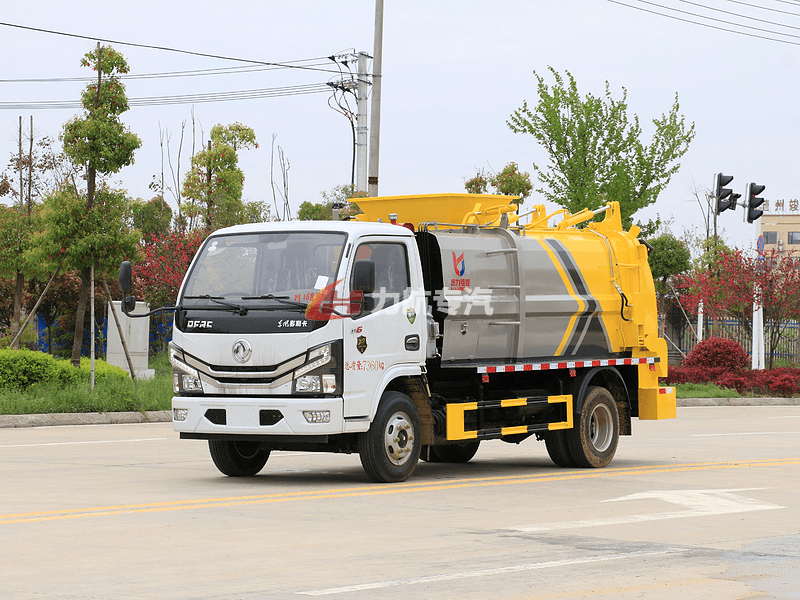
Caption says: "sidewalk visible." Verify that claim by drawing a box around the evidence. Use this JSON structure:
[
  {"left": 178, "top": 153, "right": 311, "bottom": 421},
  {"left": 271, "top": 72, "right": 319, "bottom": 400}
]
[{"left": 0, "top": 399, "right": 798, "bottom": 428}]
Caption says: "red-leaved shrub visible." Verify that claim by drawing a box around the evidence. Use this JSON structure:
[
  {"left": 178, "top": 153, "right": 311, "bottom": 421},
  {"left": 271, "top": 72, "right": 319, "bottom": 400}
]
[
  {"left": 666, "top": 366, "right": 726, "bottom": 385},
  {"left": 682, "top": 337, "right": 749, "bottom": 372},
  {"left": 665, "top": 365, "right": 800, "bottom": 397}
]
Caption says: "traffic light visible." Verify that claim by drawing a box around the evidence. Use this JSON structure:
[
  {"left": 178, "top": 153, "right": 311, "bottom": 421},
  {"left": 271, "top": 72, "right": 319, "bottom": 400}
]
[
  {"left": 714, "top": 173, "right": 734, "bottom": 214},
  {"left": 746, "top": 183, "right": 766, "bottom": 223},
  {"left": 728, "top": 191, "right": 741, "bottom": 211}
]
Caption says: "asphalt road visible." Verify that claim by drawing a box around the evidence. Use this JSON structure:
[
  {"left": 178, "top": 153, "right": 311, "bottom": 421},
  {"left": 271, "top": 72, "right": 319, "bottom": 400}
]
[{"left": 1, "top": 406, "right": 799, "bottom": 600}]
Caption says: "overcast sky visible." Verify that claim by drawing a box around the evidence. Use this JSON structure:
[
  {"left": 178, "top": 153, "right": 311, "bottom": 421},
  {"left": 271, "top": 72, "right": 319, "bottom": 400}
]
[{"left": 1, "top": 0, "right": 797, "bottom": 250}]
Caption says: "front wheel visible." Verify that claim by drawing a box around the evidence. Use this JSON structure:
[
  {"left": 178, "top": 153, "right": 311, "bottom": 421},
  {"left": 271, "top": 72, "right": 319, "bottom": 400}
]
[
  {"left": 566, "top": 386, "right": 619, "bottom": 468},
  {"left": 359, "top": 391, "right": 421, "bottom": 483},
  {"left": 208, "top": 440, "right": 270, "bottom": 476}
]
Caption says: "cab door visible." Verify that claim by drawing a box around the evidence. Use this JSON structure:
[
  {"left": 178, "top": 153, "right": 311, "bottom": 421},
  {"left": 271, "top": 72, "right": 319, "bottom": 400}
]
[{"left": 343, "top": 236, "right": 425, "bottom": 418}]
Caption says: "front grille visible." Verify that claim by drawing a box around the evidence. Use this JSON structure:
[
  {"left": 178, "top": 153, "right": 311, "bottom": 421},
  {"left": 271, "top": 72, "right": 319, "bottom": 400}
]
[
  {"left": 260, "top": 410, "right": 284, "bottom": 426},
  {"left": 204, "top": 409, "right": 227, "bottom": 425}
]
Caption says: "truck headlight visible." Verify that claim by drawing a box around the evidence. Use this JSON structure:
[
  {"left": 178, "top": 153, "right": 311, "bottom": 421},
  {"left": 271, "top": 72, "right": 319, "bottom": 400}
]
[
  {"left": 170, "top": 344, "right": 203, "bottom": 394},
  {"left": 293, "top": 341, "right": 342, "bottom": 396}
]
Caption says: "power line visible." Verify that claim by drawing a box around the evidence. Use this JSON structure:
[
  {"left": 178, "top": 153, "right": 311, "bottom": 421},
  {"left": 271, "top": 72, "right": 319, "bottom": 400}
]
[
  {"left": 0, "top": 82, "right": 332, "bottom": 110},
  {"left": 0, "top": 60, "right": 336, "bottom": 84},
  {"left": 0, "top": 21, "right": 343, "bottom": 74},
  {"left": 607, "top": 0, "right": 800, "bottom": 45},
  {"left": 677, "top": 0, "right": 800, "bottom": 32},
  {"left": 722, "top": 0, "right": 800, "bottom": 18}
]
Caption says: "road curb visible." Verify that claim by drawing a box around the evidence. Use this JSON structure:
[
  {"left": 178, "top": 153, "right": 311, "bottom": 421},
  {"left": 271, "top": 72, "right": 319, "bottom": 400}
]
[
  {"left": 677, "top": 397, "right": 800, "bottom": 407},
  {"left": 0, "top": 410, "right": 172, "bottom": 428}
]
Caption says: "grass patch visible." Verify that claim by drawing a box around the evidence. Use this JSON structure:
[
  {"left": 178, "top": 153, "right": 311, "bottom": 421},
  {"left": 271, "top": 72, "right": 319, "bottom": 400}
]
[
  {"left": 0, "top": 353, "right": 172, "bottom": 415},
  {"left": 675, "top": 382, "right": 742, "bottom": 399}
]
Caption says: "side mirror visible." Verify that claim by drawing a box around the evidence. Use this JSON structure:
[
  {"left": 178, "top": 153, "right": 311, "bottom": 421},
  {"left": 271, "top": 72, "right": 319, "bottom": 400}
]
[
  {"left": 119, "top": 261, "right": 136, "bottom": 314},
  {"left": 119, "top": 261, "right": 133, "bottom": 296},
  {"left": 352, "top": 260, "right": 375, "bottom": 314},
  {"left": 352, "top": 260, "right": 375, "bottom": 294}
]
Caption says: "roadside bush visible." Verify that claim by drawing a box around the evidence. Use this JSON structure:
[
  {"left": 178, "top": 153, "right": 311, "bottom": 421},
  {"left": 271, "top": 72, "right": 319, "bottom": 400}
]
[
  {"left": 682, "top": 337, "right": 748, "bottom": 372},
  {"left": 666, "top": 364, "right": 800, "bottom": 397},
  {"left": 666, "top": 365, "right": 726, "bottom": 385},
  {"left": 0, "top": 349, "right": 128, "bottom": 389}
]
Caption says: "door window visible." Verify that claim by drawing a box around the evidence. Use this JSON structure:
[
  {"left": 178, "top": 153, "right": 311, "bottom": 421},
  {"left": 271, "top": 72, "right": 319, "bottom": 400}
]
[{"left": 352, "top": 242, "right": 410, "bottom": 313}]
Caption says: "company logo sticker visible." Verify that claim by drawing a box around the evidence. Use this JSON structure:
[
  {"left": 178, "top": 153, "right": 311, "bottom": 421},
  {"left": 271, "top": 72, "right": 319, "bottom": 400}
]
[
  {"left": 356, "top": 335, "right": 368, "bottom": 355},
  {"left": 406, "top": 308, "right": 416, "bottom": 324},
  {"left": 232, "top": 339, "right": 252, "bottom": 363},
  {"left": 452, "top": 251, "right": 466, "bottom": 276}
]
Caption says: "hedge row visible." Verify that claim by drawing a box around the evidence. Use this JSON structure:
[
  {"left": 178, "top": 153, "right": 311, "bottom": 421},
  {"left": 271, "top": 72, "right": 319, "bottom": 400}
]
[
  {"left": 0, "top": 349, "right": 129, "bottom": 389},
  {"left": 666, "top": 366, "right": 800, "bottom": 397}
]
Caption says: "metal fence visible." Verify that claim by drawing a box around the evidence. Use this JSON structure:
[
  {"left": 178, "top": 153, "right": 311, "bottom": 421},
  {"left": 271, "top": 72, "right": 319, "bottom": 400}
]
[{"left": 664, "top": 314, "right": 799, "bottom": 366}]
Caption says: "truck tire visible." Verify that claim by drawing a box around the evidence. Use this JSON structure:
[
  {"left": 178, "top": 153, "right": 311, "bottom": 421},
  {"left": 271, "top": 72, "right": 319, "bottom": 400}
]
[
  {"left": 208, "top": 440, "right": 270, "bottom": 476},
  {"left": 566, "top": 386, "right": 619, "bottom": 468},
  {"left": 359, "top": 391, "right": 421, "bottom": 483},
  {"left": 544, "top": 430, "right": 577, "bottom": 468},
  {"left": 432, "top": 441, "right": 480, "bottom": 463},
  {"left": 420, "top": 446, "right": 442, "bottom": 462}
]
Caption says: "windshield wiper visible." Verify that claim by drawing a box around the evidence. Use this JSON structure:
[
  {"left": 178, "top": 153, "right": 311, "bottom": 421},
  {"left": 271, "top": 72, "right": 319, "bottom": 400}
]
[
  {"left": 241, "top": 294, "right": 308, "bottom": 310},
  {"left": 182, "top": 295, "right": 248, "bottom": 315}
]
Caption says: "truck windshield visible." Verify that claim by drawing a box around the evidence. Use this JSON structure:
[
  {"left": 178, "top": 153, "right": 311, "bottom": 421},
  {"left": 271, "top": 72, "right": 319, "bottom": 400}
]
[{"left": 181, "top": 232, "right": 347, "bottom": 308}]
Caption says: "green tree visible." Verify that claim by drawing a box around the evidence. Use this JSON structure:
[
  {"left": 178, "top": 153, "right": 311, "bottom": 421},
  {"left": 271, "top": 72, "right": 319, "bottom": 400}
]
[
  {"left": 299, "top": 184, "right": 365, "bottom": 221},
  {"left": 0, "top": 205, "right": 40, "bottom": 348},
  {"left": 507, "top": 67, "right": 694, "bottom": 236},
  {"left": 132, "top": 195, "right": 172, "bottom": 241},
  {"left": 648, "top": 233, "right": 691, "bottom": 295},
  {"left": 182, "top": 123, "right": 258, "bottom": 231},
  {"left": 59, "top": 44, "right": 142, "bottom": 366},
  {"left": 464, "top": 162, "right": 533, "bottom": 203}
]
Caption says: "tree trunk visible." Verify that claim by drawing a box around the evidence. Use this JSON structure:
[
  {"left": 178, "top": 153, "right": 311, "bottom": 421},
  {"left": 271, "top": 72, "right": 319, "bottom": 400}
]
[
  {"left": 71, "top": 267, "right": 91, "bottom": 367},
  {"left": 11, "top": 271, "right": 24, "bottom": 350}
]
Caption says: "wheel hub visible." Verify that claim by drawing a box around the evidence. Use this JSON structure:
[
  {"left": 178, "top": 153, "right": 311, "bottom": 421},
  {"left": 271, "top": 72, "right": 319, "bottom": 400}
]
[
  {"left": 589, "top": 403, "right": 614, "bottom": 452},
  {"left": 384, "top": 411, "right": 415, "bottom": 466}
]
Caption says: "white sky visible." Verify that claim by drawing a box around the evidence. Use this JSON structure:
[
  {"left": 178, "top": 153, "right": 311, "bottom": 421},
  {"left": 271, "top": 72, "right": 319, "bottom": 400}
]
[{"left": 1, "top": 0, "right": 797, "bottom": 250}]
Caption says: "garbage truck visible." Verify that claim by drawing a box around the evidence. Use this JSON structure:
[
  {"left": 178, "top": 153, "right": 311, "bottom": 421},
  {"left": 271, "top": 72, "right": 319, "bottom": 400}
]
[{"left": 119, "top": 193, "right": 676, "bottom": 483}]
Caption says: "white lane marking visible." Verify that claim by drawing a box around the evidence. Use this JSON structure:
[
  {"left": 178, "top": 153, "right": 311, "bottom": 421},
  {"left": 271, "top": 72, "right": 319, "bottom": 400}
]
[
  {"left": 296, "top": 548, "right": 686, "bottom": 596},
  {"left": 0, "top": 438, "right": 168, "bottom": 449},
  {"left": 691, "top": 432, "right": 800, "bottom": 437},
  {"left": 508, "top": 488, "right": 784, "bottom": 533},
  {"left": 770, "top": 415, "right": 800, "bottom": 419}
]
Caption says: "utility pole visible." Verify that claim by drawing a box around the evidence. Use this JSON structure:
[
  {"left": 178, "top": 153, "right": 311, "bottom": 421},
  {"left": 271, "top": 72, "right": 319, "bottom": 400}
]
[
  {"left": 356, "top": 52, "right": 369, "bottom": 194},
  {"left": 18, "top": 116, "right": 23, "bottom": 210},
  {"left": 368, "top": 0, "right": 384, "bottom": 197}
]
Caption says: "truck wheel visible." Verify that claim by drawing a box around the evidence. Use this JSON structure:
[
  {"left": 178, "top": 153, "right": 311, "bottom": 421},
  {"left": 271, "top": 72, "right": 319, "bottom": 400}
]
[
  {"left": 544, "top": 430, "right": 577, "bottom": 468},
  {"left": 359, "top": 391, "right": 421, "bottom": 483},
  {"left": 420, "top": 446, "right": 442, "bottom": 462},
  {"left": 208, "top": 440, "right": 270, "bottom": 476},
  {"left": 567, "top": 386, "right": 619, "bottom": 468},
  {"left": 432, "top": 441, "right": 480, "bottom": 463}
]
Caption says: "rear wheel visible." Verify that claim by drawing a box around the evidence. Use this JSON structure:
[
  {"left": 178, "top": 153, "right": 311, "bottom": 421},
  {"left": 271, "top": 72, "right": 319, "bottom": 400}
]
[
  {"left": 544, "top": 430, "right": 577, "bottom": 467},
  {"left": 567, "top": 386, "right": 619, "bottom": 468},
  {"left": 420, "top": 446, "right": 442, "bottom": 462},
  {"left": 432, "top": 441, "right": 480, "bottom": 463},
  {"left": 208, "top": 440, "right": 270, "bottom": 476},
  {"left": 359, "top": 391, "right": 421, "bottom": 483}
]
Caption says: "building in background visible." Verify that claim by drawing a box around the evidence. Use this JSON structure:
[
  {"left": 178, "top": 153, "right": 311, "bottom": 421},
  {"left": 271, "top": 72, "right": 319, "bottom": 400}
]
[{"left": 760, "top": 198, "right": 800, "bottom": 256}]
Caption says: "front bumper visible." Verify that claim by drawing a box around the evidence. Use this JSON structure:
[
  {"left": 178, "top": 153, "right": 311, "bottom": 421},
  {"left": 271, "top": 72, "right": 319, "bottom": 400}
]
[{"left": 172, "top": 396, "right": 347, "bottom": 436}]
